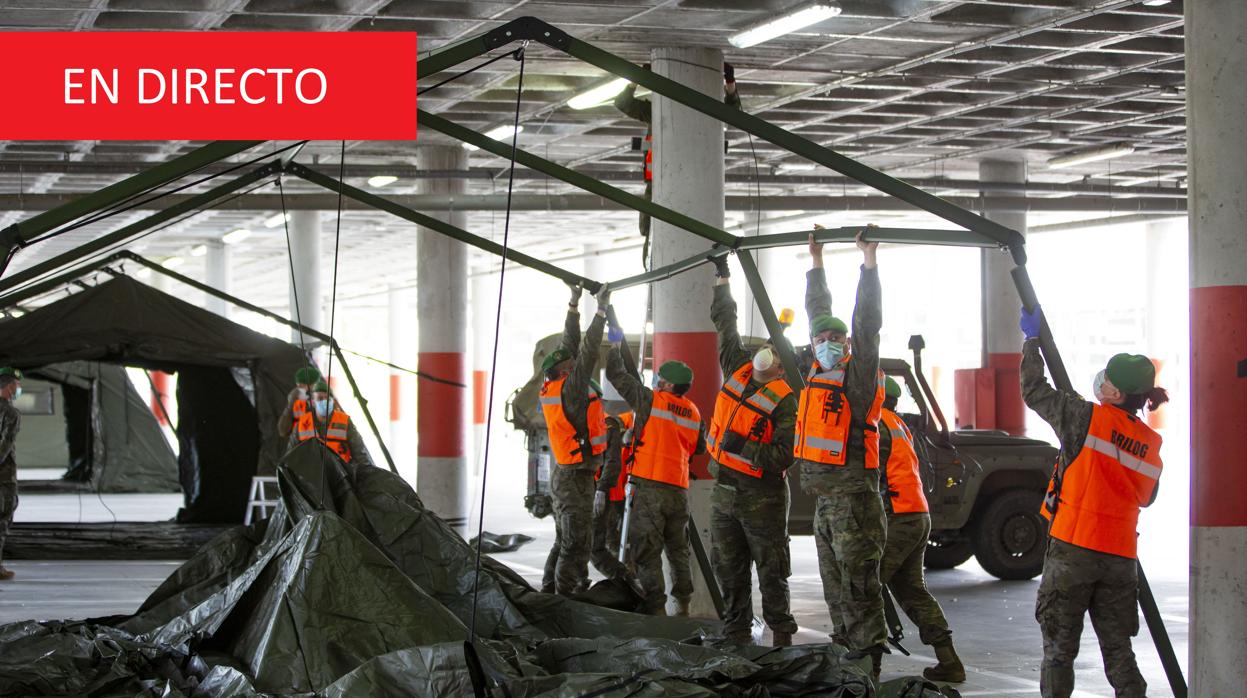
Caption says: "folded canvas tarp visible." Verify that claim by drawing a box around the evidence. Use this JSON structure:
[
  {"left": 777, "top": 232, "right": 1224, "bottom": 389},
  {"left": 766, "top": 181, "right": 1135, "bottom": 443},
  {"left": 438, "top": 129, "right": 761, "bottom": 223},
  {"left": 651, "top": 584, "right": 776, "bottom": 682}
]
[{"left": 0, "top": 442, "right": 951, "bottom": 697}]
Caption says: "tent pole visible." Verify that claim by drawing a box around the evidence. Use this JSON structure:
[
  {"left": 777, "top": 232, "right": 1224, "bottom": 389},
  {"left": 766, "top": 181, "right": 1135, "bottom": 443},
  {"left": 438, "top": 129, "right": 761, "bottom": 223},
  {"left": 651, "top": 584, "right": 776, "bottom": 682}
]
[{"left": 331, "top": 342, "right": 399, "bottom": 475}]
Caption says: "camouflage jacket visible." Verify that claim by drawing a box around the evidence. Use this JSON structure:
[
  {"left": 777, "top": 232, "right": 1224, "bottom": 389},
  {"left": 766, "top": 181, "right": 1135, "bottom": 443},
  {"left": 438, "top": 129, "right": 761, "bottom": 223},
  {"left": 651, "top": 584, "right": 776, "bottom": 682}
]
[
  {"left": 798, "top": 265, "right": 883, "bottom": 494},
  {"left": 558, "top": 308, "right": 608, "bottom": 470},
  {"left": 0, "top": 398, "right": 22, "bottom": 477},
  {"left": 710, "top": 283, "right": 796, "bottom": 488}
]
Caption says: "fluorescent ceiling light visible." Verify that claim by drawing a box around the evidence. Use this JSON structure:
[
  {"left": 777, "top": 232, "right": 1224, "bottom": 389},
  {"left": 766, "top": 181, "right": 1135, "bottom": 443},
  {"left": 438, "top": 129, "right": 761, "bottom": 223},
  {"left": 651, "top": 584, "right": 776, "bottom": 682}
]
[
  {"left": 1141, "top": 0, "right": 1170, "bottom": 6},
  {"left": 1046, "top": 143, "right": 1135, "bottom": 169},
  {"left": 162, "top": 256, "right": 184, "bottom": 269},
  {"left": 264, "top": 212, "right": 290, "bottom": 228},
  {"left": 190, "top": 244, "right": 207, "bottom": 257},
  {"left": 568, "top": 77, "right": 629, "bottom": 110},
  {"left": 368, "top": 175, "right": 398, "bottom": 188},
  {"left": 463, "top": 125, "right": 524, "bottom": 151},
  {"left": 729, "top": 2, "right": 842, "bottom": 49},
  {"left": 222, "top": 228, "right": 251, "bottom": 245},
  {"left": 777, "top": 162, "right": 819, "bottom": 173}
]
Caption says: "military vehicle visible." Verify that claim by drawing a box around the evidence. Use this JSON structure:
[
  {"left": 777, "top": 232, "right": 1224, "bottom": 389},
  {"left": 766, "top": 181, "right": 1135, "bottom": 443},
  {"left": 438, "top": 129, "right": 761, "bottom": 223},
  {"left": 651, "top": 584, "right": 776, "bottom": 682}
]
[{"left": 508, "top": 332, "right": 1056, "bottom": 581}]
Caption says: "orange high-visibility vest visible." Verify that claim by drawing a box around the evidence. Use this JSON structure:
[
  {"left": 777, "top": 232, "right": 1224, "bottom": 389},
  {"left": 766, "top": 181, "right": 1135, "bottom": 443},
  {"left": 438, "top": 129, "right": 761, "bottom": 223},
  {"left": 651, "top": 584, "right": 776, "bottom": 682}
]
[
  {"left": 596, "top": 411, "right": 634, "bottom": 502},
  {"left": 1042, "top": 404, "right": 1162, "bottom": 559},
  {"left": 540, "top": 375, "right": 608, "bottom": 466},
  {"left": 292, "top": 398, "right": 309, "bottom": 420},
  {"left": 881, "top": 408, "right": 928, "bottom": 514},
  {"left": 630, "top": 391, "right": 701, "bottom": 489},
  {"left": 794, "top": 357, "right": 886, "bottom": 468},
  {"left": 295, "top": 407, "right": 352, "bottom": 462},
  {"left": 643, "top": 133, "right": 653, "bottom": 182},
  {"left": 708, "top": 361, "right": 794, "bottom": 478}
]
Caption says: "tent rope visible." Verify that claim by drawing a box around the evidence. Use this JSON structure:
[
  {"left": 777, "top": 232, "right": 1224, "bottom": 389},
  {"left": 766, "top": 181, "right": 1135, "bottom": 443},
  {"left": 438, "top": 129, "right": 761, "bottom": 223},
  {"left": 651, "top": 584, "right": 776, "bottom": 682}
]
[
  {"left": 277, "top": 176, "right": 311, "bottom": 359},
  {"left": 469, "top": 44, "right": 526, "bottom": 645}
]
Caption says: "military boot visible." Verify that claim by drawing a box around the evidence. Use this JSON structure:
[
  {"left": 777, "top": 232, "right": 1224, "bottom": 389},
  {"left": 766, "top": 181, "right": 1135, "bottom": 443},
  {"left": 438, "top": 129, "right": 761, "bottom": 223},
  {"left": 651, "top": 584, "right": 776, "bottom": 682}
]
[
  {"left": 772, "top": 631, "right": 792, "bottom": 648},
  {"left": 0, "top": 567, "right": 13, "bottom": 581},
  {"left": 725, "top": 629, "right": 752, "bottom": 645},
  {"left": 923, "top": 642, "right": 966, "bottom": 683}
]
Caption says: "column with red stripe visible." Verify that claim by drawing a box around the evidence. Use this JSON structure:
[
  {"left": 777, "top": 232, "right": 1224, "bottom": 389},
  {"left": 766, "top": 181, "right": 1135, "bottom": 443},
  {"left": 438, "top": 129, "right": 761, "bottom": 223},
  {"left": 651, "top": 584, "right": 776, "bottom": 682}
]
[{"left": 1188, "top": 0, "right": 1247, "bottom": 690}]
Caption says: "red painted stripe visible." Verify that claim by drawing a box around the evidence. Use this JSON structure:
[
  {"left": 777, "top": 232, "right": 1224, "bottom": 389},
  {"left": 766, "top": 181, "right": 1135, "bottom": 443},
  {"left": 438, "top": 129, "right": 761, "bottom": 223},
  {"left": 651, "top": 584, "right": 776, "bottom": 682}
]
[
  {"left": 389, "top": 374, "right": 401, "bottom": 422},
  {"left": 1191, "top": 284, "right": 1247, "bottom": 526},
  {"left": 988, "top": 352, "right": 1025, "bottom": 436},
  {"left": 149, "top": 370, "right": 169, "bottom": 426},
  {"left": 417, "top": 352, "right": 466, "bottom": 458},
  {"left": 473, "top": 370, "right": 487, "bottom": 425},
  {"left": 653, "top": 331, "right": 721, "bottom": 481}
]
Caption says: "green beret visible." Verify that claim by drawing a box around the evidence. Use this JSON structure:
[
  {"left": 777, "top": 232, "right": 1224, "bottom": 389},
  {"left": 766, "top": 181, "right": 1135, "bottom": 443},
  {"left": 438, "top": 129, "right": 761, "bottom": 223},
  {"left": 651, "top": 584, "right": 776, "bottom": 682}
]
[
  {"left": 1105, "top": 354, "right": 1155, "bottom": 395},
  {"left": 541, "top": 348, "right": 572, "bottom": 373},
  {"left": 311, "top": 380, "right": 330, "bottom": 393},
  {"left": 885, "top": 376, "right": 902, "bottom": 399},
  {"left": 294, "top": 366, "right": 321, "bottom": 385},
  {"left": 0, "top": 367, "right": 22, "bottom": 381},
  {"left": 811, "top": 314, "right": 848, "bottom": 336},
  {"left": 658, "top": 360, "right": 693, "bottom": 385}
]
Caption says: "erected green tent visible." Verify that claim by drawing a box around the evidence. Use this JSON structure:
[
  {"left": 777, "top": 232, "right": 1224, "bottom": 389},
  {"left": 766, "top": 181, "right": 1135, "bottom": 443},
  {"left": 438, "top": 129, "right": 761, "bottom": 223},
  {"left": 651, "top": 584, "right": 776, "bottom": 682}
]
[{"left": 0, "top": 276, "right": 313, "bottom": 522}]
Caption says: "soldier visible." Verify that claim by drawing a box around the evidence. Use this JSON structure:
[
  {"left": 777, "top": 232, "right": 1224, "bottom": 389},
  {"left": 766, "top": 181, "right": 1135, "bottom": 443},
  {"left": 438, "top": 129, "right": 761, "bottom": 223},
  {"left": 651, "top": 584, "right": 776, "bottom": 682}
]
[
  {"left": 613, "top": 62, "right": 741, "bottom": 264},
  {"left": 706, "top": 254, "right": 799, "bottom": 646},
  {"left": 605, "top": 320, "right": 706, "bottom": 616},
  {"left": 539, "top": 283, "right": 611, "bottom": 596},
  {"left": 1020, "top": 306, "right": 1168, "bottom": 698},
  {"left": 288, "top": 381, "right": 374, "bottom": 468},
  {"left": 795, "top": 228, "right": 887, "bottom": 678},
  {"left": 0, "top": 367, "right": 23, "bottom": 581},
  {"left": 878, "top": 376, "right": 965, "bottom": 682},
  {"left": 277, "top": 365, "right": 323, "bottom": 439},
  {"left": 591, "top": 400, "right": 634, "bottom": 579}
]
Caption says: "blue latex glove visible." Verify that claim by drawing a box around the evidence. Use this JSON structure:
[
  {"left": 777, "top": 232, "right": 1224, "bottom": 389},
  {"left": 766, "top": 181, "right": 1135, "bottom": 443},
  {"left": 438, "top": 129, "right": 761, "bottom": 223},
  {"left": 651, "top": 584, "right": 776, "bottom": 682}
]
[
  {"left": 607, "top": 321, "right": 624, "bottom": 344},
  {"left": 1020, "top": 305, "right": 1043, "bottom": 339}
]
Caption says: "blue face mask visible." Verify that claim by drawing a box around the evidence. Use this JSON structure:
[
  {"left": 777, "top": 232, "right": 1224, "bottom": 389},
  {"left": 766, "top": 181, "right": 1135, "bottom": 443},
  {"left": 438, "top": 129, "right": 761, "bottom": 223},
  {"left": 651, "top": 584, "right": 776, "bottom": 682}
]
[
  {"left": 815, "top": 340, "right": 845, "bottom": 369},
  {"left": 314, "top": 398, "right": 333, "bottom": 417}
]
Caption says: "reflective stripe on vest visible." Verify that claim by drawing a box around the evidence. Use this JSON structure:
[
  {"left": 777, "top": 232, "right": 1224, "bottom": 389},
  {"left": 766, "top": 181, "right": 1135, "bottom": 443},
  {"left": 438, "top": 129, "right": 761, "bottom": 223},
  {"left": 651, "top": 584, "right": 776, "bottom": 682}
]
[
  {"left": 294, "top": 408, "right": 353, "bottom": 463},
  {"left": 881, "top": 408, "right": 928, "bottom": 514},
  {"left": 794, "top": 357, "right": 885, "bottom": 468},
  {"left": 707, "top": 361, "right": 794, "bottom": 479},
  {"left": 540, "top": 375, "right": 608, "bottom": 466},
  {"left": 630, "top": 391, "right": 701, "bottom": 489},
  {"left": 1042, "top": 404, "right": 1162, "bottom": 559}
]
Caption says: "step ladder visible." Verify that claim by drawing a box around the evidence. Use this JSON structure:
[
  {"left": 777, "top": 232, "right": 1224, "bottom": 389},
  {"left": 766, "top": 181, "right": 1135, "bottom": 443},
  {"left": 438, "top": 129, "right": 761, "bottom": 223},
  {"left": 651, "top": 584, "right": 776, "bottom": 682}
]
[{"left": 244, "top": 476, "right": 280, "bottom": 525}]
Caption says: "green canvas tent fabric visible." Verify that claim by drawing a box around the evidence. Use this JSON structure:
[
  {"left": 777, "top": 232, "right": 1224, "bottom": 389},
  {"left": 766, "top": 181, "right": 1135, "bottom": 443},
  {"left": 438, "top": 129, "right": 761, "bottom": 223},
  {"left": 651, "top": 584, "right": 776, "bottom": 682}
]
[
  {"left": 0, "top": 275, "right": 314, "bottom": 522},
  {"left": 28, "top": 361, "right": 180, "bottom": 493},
  {"left": 0, "top": 442, "right": 951, "bottom": 697}
]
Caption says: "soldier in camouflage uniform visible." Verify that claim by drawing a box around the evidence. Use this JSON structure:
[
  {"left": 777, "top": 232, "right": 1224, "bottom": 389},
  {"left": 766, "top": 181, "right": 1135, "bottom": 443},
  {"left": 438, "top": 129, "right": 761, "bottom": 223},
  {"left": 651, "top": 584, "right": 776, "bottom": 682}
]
[
  {"left": 706, "top": 254, "right": 799, "bottom": 646},
  {"left": 878, "top": 376, "right": 964, "bottom": 682},
  {"left": 589, "top": 408, "right": 633, "bottom": 581},
  {"left": 796, "top": 229, "right": 887, "bottom": 677},
  {"left": 0, "top": 368, "right": 24, "bottom": 581},
  {"left": 605, "top": 323, "right": 706, "bottom": 616},
  {"left": 539, "top": 284, "right": 611, "bottom": 596},
  {"left": 1020, "top": 307, "right": 1167, "bottom": 698}
]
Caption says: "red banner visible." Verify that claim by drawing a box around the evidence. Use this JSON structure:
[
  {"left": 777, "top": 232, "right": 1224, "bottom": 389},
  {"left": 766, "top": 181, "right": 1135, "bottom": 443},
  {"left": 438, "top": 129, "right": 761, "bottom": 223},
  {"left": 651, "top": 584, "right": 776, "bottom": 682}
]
[{"left": 0, "top": 32, "right": 417, "bottom": 140}]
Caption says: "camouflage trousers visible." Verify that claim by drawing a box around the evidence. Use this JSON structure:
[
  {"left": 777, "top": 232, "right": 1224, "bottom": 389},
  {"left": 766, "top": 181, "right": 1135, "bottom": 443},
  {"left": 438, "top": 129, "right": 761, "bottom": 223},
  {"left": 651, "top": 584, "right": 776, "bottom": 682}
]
[
  {"left": 881, "top": 512, "right": 951, "bottom": 646},
  {"left": 543, "top": 499, "right": 630, "bottom": 591},
  {"left": 813, "top": 490, "right": 887, "bottom": 651},
  {"left": 549, "top": 465, "right": 594, "bottom": 596},
  {"left": 1036, "top": 538, "right": 1145, "bottom": 698},
  {"left": 629, "top": 478, "right": 693, "bottom": 614},
  {"left": 711, "top": 480, "right": 797, "bottom": 637},
  {"left": 0, "top": 461, "right": 16, "bottom": 567}
]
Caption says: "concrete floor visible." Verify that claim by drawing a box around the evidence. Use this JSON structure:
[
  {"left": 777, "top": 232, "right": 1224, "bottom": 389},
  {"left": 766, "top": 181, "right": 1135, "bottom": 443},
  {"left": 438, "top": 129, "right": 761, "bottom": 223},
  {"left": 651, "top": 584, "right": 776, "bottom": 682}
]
[{"left": 2, "top": 457, "right": 1188, "bottom": 697}]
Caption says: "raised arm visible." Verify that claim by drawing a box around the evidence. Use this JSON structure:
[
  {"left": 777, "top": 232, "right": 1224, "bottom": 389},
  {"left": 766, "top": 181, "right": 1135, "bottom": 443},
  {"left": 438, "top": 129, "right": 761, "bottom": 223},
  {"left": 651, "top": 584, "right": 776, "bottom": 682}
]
[
  {"left": 560, "top": 284, "right": 583, "bottom": 357},
  {"left": 805, "top": 231, "right": 832, "bottom": 324},
  {"left": 614, "top": 83, "right": 652, "bottom": 125},
  {"left": 607, "top": 345, "right": 653, "bottom": 415},
  {"left": 1020, "top": 338, "right": 1092, "bottom": 455},
  {"left": 711, "top": 272, "right": 752, "bottom": 375}
]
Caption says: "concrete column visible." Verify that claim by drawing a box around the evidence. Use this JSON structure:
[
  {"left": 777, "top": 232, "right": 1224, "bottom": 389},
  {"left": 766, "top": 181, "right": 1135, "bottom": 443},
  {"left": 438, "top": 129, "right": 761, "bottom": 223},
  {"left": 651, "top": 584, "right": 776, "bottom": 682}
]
[
  {"left": 652, "top": 45, "right": 724, "bottom": 619},
  {"left": 204, "top": 241, "right": 230, "bottom": 318},
  {"left": 416, "top": 145, "right": 470, "bottom": 533},
  {"left": 978, "top": 158, "right": 1026, "bottom": 435},
  {"left": 287, "top": 210, "right": 322, "bottom": 347},
  {"left": 1188, "top": 1, "right": 1247, "bottom": 692}
]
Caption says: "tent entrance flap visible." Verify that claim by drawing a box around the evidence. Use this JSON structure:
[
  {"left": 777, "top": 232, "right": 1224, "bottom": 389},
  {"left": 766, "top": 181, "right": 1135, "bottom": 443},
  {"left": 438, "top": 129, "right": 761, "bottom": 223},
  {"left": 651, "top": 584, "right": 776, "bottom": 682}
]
[{"left": 175, "top": 365, "right": 260, "bottom": 524}]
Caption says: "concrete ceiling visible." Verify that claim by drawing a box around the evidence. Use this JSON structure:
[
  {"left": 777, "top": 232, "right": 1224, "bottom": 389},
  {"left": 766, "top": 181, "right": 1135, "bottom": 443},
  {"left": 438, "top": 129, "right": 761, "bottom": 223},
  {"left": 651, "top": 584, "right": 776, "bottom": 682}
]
[{"left": 0, "top": 0, "right": 1188, "bottom": 309}]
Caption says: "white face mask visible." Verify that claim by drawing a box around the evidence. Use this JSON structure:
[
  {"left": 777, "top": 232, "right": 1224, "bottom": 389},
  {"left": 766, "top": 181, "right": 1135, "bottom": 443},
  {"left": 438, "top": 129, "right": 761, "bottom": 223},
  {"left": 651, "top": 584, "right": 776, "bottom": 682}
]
[
  {"left": 314, "top": 398, "right": 334, "bottom": 417},
  {"left": 752, "top": 347, "right": 776, "bottom": 373},
  {"left": 1092, "top": 370, "right": 1120, "bottom": 404},
  {"left": 12, "top": 387, "right": 21, "bottom": 399},
  {"left": 815, "top": 340, "right": 845, "bottom": 369}
]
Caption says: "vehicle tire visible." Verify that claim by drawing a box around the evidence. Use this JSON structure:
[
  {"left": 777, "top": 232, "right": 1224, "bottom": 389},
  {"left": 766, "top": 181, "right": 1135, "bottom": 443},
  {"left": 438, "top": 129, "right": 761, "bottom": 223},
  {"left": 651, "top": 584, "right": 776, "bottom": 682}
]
[
  {"left": 972, "top": 488, "right": 1048, "bottom": 580},
  {"left": 924, "top": 538, "right": 973, "bottom": 570}
]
